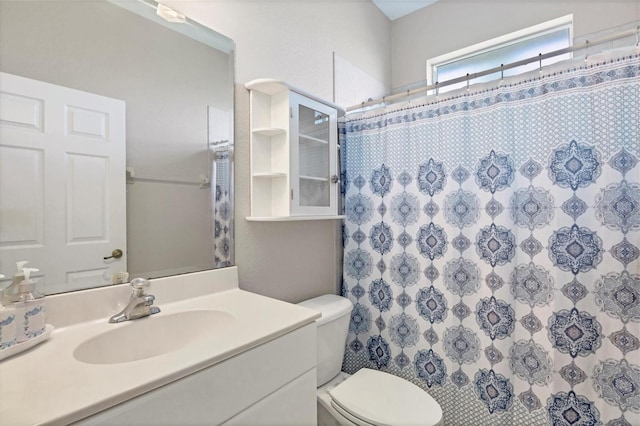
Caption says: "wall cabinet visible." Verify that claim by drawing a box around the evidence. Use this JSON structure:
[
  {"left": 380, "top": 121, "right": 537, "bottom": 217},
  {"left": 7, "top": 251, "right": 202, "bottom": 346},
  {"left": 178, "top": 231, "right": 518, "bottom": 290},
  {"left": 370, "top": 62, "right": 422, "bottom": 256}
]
[{"left": 245, "top": 79, "right": 345, "bottom": 221}]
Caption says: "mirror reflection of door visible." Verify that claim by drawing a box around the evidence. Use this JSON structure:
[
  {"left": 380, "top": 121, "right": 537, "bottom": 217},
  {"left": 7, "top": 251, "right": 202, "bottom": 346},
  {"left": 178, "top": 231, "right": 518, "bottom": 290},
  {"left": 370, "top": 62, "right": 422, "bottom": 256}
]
[{"left": 0, "top": 72, "right": 126, "bottom": 294}]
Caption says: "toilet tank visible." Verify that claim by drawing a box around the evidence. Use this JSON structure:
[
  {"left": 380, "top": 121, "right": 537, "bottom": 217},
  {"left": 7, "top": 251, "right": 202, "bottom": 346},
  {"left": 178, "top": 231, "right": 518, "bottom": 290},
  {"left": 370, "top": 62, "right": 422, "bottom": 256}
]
[{"left": 298, "top": 294, "right": 353, "bottom": 387}]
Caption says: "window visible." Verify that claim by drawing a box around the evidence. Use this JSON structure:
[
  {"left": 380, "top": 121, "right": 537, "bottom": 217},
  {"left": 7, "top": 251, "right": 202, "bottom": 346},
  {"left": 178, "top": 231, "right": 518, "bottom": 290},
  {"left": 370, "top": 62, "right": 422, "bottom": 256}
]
[{"left": 427, "top": 15, "right": 573, "bottom": 93}]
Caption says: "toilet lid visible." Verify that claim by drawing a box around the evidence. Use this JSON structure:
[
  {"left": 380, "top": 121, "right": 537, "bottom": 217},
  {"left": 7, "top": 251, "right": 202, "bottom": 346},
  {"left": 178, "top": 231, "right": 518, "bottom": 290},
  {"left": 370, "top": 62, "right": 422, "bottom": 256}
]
[{"left": 329, "top": 368, "right": 443, "bottom": 426}]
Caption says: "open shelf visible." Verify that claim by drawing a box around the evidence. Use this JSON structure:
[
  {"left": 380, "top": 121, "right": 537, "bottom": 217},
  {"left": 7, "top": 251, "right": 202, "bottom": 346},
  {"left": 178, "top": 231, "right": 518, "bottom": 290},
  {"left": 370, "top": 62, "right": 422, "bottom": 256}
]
[
  {"left": 253, "top": 127, "right": 287, "bottom": 136},
  {"left": 253, "top": 172, "right": 287, "bottom": 178}
]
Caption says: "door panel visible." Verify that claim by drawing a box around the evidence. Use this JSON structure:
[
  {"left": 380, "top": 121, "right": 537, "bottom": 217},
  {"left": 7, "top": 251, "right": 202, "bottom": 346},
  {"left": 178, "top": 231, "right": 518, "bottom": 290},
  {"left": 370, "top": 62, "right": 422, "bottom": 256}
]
[
  {"left": 66, "top": 153, "right": 108, "bottom": 242},
  {"left": 0, "top": 146, "right": 44, "bottom": 247},
  {"left": 0, "top": 92, "right": 44, "bottom": 131},
  {"left": 65, "top": 105, "right": 109, "bottom": 140}
]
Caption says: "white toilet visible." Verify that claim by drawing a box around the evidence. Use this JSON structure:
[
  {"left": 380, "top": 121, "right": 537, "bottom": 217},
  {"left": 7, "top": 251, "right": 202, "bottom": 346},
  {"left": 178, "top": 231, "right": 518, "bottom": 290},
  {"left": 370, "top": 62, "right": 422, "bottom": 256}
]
[{"left": 299, "top": 294, "right": 443, "bottom": 426}]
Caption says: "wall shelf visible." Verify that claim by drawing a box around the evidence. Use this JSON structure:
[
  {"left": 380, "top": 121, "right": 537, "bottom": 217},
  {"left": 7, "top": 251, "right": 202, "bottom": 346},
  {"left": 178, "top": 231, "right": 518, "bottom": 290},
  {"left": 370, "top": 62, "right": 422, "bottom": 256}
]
[
  {"left": 252, "top": 127, "right": 287, "bottom": 136},
  {"left": 246, "top": 79, "right": 343, "bottom": 219},
  {"left": 252, "top": 172, "right": 287, "bottom": 178}
]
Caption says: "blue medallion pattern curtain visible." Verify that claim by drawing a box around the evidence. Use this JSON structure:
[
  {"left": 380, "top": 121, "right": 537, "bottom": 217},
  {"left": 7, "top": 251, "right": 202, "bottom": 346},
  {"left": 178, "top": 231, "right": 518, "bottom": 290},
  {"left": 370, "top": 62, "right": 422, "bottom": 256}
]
[
  {"left": 340, "top": 52, "right": 640, "bottom": 425},
  {"left": 212, "top": 147, "right": 232, "bottom": 267}
]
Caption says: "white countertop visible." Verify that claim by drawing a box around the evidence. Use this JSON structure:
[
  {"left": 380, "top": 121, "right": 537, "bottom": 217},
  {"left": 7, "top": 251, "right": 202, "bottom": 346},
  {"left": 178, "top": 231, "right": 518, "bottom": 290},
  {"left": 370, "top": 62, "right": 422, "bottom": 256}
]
[{"left": 0, "top": 270, "right": 320, "bottom": 426}]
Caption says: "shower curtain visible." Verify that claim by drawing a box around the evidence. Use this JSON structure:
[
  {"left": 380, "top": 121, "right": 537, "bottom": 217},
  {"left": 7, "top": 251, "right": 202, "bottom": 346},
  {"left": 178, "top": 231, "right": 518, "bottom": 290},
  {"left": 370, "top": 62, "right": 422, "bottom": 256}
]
[
  {"left": 341, "top": 51, "right": 639, "bottom": 425},
  {"left": 212, "top": 146, "right": 232, "bottom": 267}
]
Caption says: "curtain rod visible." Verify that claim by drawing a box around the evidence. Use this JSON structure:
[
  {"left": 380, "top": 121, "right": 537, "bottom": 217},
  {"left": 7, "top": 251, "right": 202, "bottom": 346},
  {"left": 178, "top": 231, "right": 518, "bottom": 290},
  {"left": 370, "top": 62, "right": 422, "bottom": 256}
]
[{"left": 347, "top": 26, "right": 639, "bottom": 112}]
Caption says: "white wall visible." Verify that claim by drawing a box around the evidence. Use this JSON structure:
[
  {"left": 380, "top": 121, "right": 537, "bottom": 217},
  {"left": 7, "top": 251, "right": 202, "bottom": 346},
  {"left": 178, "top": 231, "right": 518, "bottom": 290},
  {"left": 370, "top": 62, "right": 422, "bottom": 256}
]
[
  {"left": 391, "top": 0, "right": 640, "bottom": 90},
  {"left": 166, "top": 0, "right": 391, "bottom": 102},
  {"left": 166, "top": 1, "right": 392, "bottom": 302}
]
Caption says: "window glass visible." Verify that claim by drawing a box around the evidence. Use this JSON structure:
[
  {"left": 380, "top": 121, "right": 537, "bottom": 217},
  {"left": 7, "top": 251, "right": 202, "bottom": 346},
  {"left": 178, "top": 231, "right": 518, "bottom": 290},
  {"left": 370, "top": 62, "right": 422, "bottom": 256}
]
[{"left": 432, "top": 26, "right": 571, "bottom": 93}]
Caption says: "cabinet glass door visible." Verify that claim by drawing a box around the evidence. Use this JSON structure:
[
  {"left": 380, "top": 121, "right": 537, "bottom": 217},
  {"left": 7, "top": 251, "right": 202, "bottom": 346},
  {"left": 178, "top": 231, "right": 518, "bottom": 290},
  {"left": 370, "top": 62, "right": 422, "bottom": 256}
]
[{"left": 290, "top": 92, "right": 336, "bottom": 215}]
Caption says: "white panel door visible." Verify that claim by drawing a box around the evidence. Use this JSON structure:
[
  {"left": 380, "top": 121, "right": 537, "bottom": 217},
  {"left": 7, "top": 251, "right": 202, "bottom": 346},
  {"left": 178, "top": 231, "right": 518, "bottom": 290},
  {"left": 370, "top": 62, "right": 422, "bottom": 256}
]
[{"left": 0, "top": 72, "right": 126, "bottom": 294}]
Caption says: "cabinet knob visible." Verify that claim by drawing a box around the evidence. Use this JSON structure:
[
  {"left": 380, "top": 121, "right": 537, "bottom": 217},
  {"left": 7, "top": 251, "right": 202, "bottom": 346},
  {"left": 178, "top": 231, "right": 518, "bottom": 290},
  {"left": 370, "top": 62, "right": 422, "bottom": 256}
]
[{"left": 331, "top": 175, "right": 340, "bottom": 184}]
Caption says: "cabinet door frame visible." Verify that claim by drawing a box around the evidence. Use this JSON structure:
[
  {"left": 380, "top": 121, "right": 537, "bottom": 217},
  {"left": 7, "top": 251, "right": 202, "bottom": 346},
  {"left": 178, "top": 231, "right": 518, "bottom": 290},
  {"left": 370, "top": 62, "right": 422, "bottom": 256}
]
[{"left": 288, "top": 91, "right": 337, "bottom": 216}]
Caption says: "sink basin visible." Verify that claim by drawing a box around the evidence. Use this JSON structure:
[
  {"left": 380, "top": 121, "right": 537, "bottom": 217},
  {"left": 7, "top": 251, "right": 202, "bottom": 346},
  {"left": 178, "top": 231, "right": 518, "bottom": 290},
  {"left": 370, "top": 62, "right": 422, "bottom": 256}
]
[{"left": 73, "top": 310, "right": 234, "bottom": 364}]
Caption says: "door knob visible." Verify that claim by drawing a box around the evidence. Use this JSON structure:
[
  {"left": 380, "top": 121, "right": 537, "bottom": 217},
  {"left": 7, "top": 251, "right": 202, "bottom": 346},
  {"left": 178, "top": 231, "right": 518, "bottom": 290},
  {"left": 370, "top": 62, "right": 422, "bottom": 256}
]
[{"left": 104, "top": 249, "right": 123, "bottom": 260}]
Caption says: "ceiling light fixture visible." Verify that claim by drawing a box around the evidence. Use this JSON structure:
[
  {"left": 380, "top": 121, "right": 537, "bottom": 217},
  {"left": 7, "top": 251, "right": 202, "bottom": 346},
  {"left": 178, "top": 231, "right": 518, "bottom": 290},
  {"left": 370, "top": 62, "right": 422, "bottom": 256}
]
[{"left": 156, "top": 3, "right": 185, "bottom": 23}]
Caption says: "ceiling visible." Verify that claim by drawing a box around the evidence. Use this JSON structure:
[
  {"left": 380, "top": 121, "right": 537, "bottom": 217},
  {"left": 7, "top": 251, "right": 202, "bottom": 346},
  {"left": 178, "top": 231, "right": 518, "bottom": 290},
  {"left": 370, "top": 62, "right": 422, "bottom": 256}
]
[{"left": 372, "top": 0, "right": 440, "bottom": 20}]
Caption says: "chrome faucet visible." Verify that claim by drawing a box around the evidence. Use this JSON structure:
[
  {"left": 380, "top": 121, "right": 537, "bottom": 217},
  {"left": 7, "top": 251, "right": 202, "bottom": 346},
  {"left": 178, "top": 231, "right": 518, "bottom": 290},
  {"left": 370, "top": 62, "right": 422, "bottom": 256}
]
[{"left": 109, "top": 278, "right": 160, "bottom": 323}]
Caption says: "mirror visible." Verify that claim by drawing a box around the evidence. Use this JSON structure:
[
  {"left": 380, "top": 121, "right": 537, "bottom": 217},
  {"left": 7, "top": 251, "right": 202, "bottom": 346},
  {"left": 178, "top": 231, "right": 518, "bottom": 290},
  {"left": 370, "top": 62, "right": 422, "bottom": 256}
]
[{"left": 0, "top": 0, "right": 234, "bottom": 295}]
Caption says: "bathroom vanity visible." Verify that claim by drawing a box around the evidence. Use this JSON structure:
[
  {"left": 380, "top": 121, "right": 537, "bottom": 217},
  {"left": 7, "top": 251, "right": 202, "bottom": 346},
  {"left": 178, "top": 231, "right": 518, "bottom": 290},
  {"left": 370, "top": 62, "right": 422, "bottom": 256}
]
[{"left": 0, "top": 267, "right": 320, "bottom": 425}]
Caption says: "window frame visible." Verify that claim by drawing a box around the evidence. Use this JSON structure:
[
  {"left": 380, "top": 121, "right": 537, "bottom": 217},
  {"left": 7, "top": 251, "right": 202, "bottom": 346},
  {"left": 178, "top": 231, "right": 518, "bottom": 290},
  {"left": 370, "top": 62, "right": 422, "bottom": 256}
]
[{"left": 426, "top": 15, "right": 574, "bottom": 87}]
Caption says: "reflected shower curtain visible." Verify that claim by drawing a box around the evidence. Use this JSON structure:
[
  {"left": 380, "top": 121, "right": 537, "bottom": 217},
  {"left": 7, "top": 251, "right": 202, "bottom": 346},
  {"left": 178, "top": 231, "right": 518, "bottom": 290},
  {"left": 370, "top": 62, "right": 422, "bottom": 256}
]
[
  {"left": 212, "top": 147, "right": 232, "bottom": 267},
  {"left": 341, "top": 52, "right": 639, "bottom": 425}
]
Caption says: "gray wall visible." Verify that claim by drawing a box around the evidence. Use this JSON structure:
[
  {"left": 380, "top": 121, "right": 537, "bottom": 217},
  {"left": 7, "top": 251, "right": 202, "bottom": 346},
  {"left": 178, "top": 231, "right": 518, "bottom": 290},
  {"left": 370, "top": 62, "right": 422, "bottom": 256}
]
[{"left": 169, "top": 0, "right": 392, "bottom": 303}]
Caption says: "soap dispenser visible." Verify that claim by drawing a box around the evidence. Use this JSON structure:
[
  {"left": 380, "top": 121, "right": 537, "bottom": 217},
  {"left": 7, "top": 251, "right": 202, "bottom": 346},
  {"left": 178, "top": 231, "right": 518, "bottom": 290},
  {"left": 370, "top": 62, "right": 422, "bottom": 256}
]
[
  {"left": 0, "top": 274, "right": 17, "bottom": 350},
  {"left": 13, "top": 267, "right": 45, "bottom": 343},
  {"left": 1, "top": 261, "right": 29, "bottom": 305}
]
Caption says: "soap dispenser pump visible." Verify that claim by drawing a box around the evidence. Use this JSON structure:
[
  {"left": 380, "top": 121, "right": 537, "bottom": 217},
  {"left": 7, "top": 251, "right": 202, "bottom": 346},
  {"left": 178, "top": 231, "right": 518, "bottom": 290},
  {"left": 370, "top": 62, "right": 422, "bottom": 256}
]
[
  {"left": 14, "top": 267, "right": 46, "bottom": 343},
  {"left": 2, "top": 261, "right": 30, "bottom": 305},
  {"left": 13, "top": 261, "right": 28, "bottom": 284}
]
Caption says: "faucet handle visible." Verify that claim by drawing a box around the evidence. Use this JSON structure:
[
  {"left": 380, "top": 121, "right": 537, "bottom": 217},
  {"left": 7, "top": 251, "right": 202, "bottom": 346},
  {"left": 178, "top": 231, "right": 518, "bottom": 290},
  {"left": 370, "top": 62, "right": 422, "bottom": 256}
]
[{"left": 130, "top": 277, "right": 150, "bottom": 295}]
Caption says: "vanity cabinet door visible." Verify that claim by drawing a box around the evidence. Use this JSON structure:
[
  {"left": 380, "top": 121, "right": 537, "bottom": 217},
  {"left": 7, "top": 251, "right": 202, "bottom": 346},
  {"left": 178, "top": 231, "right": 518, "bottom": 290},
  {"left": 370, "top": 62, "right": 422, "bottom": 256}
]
[
  {"left": 222, "top": 369, "right": 317, "bottom": 425},
  {"left": 289, "top": 92, "right": 338, "bottom": 216}
]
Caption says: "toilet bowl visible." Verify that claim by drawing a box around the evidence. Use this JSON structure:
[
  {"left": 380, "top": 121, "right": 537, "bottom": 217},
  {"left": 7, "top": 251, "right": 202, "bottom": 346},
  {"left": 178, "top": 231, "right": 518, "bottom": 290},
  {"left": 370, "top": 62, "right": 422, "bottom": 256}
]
[{"left": 299, "top": 295, "right": 443, "bottom": 426}]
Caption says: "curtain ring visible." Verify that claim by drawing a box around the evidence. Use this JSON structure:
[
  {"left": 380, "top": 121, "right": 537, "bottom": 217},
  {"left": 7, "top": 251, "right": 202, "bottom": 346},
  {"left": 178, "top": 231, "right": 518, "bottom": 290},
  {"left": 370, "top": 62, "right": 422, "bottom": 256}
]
[
  {"left": 538, "top": 53, "right": 543, "bottom": 73},
  {"left": 585, "top": 40, "right": 589, "bottom": 61},
  {"left": 636, "top": 25, "right": 639, "bottom": 47},
  {"left": 466, "top": 73, "right": 470, "bottom": 91},
  {"left": 435, "top": 81, "right": 439, "bottom": 98},
  {"left": 407, "top": 89, "right": 411, "bottom": 104}
]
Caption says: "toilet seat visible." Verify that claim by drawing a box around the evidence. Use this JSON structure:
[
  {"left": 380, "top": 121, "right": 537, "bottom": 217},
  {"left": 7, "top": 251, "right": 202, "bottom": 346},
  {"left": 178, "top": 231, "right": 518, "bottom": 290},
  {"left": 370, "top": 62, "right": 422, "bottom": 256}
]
[
  {"left": 330, "top": 401, "right": 377, "bottom": 426},
  {"left": 328, "top": 368, "right": 443, "bottom": 426}
]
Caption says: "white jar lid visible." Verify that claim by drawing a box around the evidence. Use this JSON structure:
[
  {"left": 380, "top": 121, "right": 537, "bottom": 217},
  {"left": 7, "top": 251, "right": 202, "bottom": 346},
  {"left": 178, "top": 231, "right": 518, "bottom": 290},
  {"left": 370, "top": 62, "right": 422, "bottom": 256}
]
[{"left": 329, "top": 368, "right": 443, "bottom": 426}]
